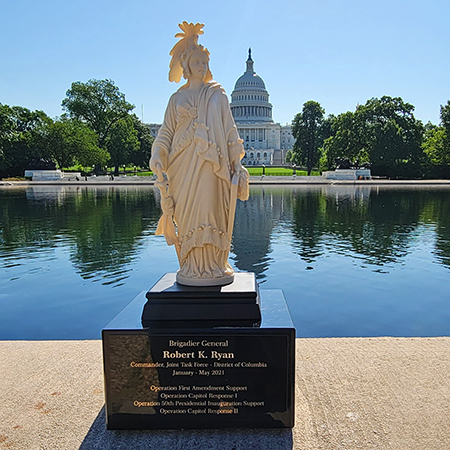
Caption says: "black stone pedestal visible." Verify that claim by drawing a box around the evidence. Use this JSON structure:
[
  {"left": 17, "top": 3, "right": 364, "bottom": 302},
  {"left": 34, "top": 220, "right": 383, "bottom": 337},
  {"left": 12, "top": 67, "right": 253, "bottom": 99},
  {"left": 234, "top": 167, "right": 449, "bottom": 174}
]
[
  {"left": 142, "top": 272, "right": 261, "bottom": 328},
  {"left": 102, "top": 289, "right": 295, "bottom": 430}
]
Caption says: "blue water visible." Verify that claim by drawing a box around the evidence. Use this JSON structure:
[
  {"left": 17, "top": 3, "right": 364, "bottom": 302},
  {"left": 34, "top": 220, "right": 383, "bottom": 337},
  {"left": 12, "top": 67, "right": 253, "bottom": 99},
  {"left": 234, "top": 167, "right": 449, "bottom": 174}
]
[{"left": 1, "top": 184, "right": 450, "bottom": 339}]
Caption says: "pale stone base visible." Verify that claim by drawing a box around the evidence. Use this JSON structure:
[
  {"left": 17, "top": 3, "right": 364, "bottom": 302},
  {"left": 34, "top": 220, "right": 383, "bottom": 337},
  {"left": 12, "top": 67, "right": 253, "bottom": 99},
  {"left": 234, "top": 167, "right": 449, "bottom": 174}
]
[
  {"left": 322, "top": 169, "right": 371, "bottom": 180},
  {"left": 176, "top": 271, "right": 234, "bottom": 286},
  {"left": 24, "top": 170, "right": 64, "bottom": 180}
]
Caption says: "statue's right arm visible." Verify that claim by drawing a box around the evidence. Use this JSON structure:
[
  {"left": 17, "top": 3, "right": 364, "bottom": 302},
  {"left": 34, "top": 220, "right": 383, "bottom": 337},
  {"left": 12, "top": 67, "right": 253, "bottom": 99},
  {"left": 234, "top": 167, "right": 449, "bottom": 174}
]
[{"left": 150, "top": 95, "right": 177, "bottom": 179}]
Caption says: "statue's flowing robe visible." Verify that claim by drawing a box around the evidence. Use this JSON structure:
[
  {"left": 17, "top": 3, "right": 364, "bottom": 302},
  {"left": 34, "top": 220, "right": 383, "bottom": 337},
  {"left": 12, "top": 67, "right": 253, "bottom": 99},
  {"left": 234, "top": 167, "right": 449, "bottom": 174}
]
[{"left": 150, "top": 81, "right": 248, "bottom": 279}]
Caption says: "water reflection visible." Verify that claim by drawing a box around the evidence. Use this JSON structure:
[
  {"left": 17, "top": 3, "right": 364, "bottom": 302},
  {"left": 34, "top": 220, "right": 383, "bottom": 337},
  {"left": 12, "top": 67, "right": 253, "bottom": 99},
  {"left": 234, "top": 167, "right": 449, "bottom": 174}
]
[
  {"left": 0, "top": 186, "right": 161, "bottom": 286},
  {"left": 3, "top": 186, "right": 450, "bottom": 274},
  {"left": 289, "top": 185, "right": 422, "bottom": 268},
  {"left": 232, "top": 187, "right": 288, "bottom": 281},
  {"left": 425, "top": 192, "right": 450, "bottom": 268},
  {"left": 236, "top": 185, "right": 450, "bottom": 278},
  {"left": 2, "top": 185, "right": 450, "bottom": 284},
  {"left": 2, "top": 184, "right": 450, "bottom": 339},
  {"left": 290, "top": 187, "right": 325, "bottom": 265}
]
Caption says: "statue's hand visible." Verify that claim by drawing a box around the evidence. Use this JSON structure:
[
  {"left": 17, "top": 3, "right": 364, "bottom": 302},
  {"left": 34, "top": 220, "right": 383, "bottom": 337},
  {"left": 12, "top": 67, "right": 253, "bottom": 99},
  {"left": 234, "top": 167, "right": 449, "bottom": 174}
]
[
  {"left": 152, "top": 162, "right": 165, "bottom": 181},
  {"left": 235, "top": 164, "right": 249, "bottom": 201},
  {"left": 233, "top": 162, "right": 249, "bottom": 179},
  {"left": 160, "top": 195, "right": 174, "bottom": 216}
]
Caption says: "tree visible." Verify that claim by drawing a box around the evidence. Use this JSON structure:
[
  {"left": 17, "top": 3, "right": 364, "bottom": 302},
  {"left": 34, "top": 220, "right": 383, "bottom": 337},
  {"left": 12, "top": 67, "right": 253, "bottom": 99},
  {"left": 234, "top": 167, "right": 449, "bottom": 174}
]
[
  {"left": 40, "top": 119, "right": 109, "bottom": 169},
  {"left": 105, "top": 116, "right": 140, "bottom": 175},
  {"left": 441, "top": 101, "right": 450, "bottom": 138},
  {"left": 440, "top": 101, "right": 450, "bottom": 159},
  {"left": 322, "top": 96, "right": 425, "bottom": 177},
  {"left": 319, "top": 114, "right": 336, "bottom": 142},
  {"left": 0, "top": 104, "right": 16, "bottom": 162},
  {"left": 74, "top": 123, "right": 110, "bottom": 169},
  {"left": 0, "top": 104, "right": 51, "bottom": 177},
  {"left": 292, "top": 101, "right": 325, "bottom": 175},
  {"left": 423, "top": 127, "right": 448, "bottom": 164},
  {"left": 61, "top": 79, "right": 135, "bottom": 148},
  {"left": 285, "top": 149, "right": 294, "bottom": 164},
  {"left": 357, "top": 96, "right": 425, "bottom": 177},
  {"left": 323, "top": 111, "right": 368, "bottom": 169},
  {"left": 129, "top": 115, "right": 154, "bottom": 168},
  {"left": 422, "top": 101, "right": 450, "bottom": 177}
]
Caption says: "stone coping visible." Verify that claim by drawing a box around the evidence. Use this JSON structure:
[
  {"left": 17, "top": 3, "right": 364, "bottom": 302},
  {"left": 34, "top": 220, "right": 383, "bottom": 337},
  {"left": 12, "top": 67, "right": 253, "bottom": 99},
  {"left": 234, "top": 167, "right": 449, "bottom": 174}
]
[
  {"left": 0, "top": 337, "right": 449, "bottom": 449},
  {"left": 2, "top": 177, "right": 450, "bottom": 187}
]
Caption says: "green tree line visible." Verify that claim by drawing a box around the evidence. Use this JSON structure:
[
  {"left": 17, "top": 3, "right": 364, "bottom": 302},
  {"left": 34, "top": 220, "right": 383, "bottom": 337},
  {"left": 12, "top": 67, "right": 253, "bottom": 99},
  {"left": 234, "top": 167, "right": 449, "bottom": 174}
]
[
  {"left": 288, "top": 97, "right": 450, "bottom": 179},
  {"left": 2, "top": 80, "right": 450, "bottom": 179},
  {"left": 0, "top": 79, "right": 154, "bottom": 178}
]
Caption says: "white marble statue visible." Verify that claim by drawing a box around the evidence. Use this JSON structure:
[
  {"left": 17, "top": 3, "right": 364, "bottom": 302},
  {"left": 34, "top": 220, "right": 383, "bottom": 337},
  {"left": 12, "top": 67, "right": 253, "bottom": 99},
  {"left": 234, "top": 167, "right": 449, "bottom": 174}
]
[{"left": 150, "top": 22, "right": 249, "bottom": 287}]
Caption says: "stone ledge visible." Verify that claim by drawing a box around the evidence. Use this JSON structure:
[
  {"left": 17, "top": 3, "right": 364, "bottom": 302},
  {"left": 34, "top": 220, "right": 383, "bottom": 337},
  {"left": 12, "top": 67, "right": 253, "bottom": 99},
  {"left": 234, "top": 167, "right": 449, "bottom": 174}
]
[{"left": 0, "top": 337, "right": 449, "bottom": 449}]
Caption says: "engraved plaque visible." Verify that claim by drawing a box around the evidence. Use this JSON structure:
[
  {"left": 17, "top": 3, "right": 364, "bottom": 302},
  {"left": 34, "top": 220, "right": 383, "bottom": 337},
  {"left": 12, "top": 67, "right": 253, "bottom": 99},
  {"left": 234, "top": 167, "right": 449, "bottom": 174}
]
[{"left": 102, "top": 290, "right": 295, "bottom": 429}]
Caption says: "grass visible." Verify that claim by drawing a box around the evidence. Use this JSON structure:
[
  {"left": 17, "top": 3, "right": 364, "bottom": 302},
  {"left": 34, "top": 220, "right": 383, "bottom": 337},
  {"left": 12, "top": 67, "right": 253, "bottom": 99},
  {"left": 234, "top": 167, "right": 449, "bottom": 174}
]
[
  {"left": 63, "top": 165, "right": 148, "bottom": 174},
  {"left": 131, "top": 168, "right": 322, "bottom": 177},
  {"left": 62, "top": 165, "right": 321, "bottom": 177},
  {"left": 246, "top": 167, "right": 321, "bottom": 176}
]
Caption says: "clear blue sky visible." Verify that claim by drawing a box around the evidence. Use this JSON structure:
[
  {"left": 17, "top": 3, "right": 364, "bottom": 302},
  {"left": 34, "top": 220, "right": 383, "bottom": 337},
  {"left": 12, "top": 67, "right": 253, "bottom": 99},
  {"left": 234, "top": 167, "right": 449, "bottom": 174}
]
[{"left": 1, "top": 0, "right": 449, "bottom": 126}]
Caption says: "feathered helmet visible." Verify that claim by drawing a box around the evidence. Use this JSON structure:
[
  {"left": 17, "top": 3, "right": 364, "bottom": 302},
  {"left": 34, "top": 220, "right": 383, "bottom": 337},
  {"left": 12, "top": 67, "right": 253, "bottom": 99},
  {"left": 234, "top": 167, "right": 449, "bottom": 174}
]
[{"left": 169, "top": 22, "right": 213, "bottom": 83}]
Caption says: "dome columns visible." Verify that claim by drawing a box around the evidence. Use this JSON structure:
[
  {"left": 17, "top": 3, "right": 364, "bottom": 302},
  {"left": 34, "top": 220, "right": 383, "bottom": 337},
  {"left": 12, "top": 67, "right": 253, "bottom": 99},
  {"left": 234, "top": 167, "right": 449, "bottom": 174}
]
[{"left": 231, "top": 105, "right": 273, "bottom": 120}]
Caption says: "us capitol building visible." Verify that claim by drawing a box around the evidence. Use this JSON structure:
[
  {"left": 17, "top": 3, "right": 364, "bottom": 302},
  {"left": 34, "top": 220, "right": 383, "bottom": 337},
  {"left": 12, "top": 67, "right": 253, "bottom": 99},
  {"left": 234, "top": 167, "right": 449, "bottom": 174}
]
[
  {"left": 230, "top": 49, "right": 293, "bottom": 165},
  {"left": 151, "top": 49, "right": 293, "bottom": 166}
]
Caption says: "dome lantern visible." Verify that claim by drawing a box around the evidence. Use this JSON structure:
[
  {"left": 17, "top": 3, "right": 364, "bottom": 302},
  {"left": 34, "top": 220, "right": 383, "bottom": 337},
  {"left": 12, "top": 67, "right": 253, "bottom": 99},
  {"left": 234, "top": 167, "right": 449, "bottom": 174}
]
[{"left": 246, "top": 48, "right": 254, "bottom": 74}]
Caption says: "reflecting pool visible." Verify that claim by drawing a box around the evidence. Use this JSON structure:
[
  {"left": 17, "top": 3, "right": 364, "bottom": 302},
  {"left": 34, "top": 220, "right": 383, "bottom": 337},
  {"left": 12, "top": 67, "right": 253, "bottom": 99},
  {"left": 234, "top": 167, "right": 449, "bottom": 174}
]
[{"left": 1, "top": 184, "right": 450, "bottom": 339}]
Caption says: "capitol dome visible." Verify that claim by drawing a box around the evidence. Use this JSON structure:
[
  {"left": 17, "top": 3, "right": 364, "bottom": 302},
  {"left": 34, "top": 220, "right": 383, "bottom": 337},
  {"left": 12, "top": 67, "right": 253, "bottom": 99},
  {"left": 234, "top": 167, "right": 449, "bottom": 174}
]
[{"left": 230, "top": 49, "right": 273, "bottom": 123}]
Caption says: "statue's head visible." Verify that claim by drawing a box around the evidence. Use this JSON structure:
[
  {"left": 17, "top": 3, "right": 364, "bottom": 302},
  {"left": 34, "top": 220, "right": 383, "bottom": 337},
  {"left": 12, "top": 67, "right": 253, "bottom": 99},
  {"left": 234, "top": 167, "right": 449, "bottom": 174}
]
[
  {"left": 169, "top": 22, "right": 213, "bottom": 84},
  {"left": 182, "top": 47, "right": 211, "bottom": 82}
]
